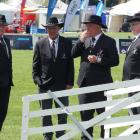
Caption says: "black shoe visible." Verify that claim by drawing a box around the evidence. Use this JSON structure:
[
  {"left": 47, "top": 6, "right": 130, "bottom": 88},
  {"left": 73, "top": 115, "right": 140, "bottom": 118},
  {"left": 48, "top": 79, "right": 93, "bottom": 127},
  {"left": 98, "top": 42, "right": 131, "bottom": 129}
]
[
  {"left": 81, "top": 135, "right": 93, "bottom": 140},
  {"left": 44, "top": 136, "right": 52, "bottom": 140},
  {"left": 56, "top": 131, "right": 65, "bottom": 138}
]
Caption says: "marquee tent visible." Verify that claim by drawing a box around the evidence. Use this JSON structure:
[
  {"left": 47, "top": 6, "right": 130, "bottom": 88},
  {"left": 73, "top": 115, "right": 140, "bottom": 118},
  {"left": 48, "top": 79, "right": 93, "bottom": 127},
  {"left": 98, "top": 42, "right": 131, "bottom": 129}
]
[
  {"left": 107, "top": 0, "right": 140, "bottom": 32},
  {"left": 8, "top": 0, "right": 68, "bottom": 15},
  {"left": 109, "top": 0, "right": 140, "bottom": 16},
  {"left": 26, "top": 1, "right": 68, "bottom": 15},
  {"left": 0, "top": 3, "right": 18, "bottom": 23}
]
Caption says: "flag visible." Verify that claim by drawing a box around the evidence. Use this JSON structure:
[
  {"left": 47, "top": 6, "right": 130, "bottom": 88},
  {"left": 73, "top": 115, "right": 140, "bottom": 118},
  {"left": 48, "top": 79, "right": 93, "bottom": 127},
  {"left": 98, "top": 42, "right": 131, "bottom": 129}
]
[
  {"left": 80, "top": 0, "right": 89, "bottom": 10},
  {"left": 63, "top": 0, "right": 81, "bottom": 32},
  {"left": 47, "top": 0, "right": 57, "bottom": 18},
  {"left": 96, "top": 0, "right": 104, "bottom": 16},
  {"left": 80, "top": 0, "right": 89, "bottom": 23}
]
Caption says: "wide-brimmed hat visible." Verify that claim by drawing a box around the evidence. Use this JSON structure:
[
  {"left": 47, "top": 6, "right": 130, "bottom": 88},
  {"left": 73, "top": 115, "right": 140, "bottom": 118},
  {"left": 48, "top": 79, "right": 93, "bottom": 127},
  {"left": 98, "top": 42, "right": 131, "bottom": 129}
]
[
  {"left": 0, "top": 14, "right": 8, "bottom": 26},
  {"left": 82, "top": 14, "right": 107, "bottom": 29},
  {"left": 42, "top": 17, "right": 64, "bottom": 28},
  {"left": 127, "top": 12, "right": 140, "bottom": 23}
]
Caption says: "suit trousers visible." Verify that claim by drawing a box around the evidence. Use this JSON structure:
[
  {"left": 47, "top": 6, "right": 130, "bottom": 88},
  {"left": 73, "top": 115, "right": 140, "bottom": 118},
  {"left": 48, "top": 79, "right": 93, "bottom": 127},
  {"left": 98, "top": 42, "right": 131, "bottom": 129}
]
[
  {"left": 39, "top": 88, "right": 68, "bottom": 140},
  {"left": 129, "top": 92, "right": 140, "bottom": 114},
  {"left": 0, "top": 86, "right": 11, "bottom": 131},
  {"left": 79, "top": 80, "right": 107, "bottom": 139}
]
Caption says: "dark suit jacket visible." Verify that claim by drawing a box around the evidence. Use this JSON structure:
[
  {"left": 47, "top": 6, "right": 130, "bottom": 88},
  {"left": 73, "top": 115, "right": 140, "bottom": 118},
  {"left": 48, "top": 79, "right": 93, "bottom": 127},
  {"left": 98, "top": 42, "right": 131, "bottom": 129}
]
[
  {"left": 123, "top": 36, "right": 140, "bottom": 80},
  {"left": 32, "top": 35, "right": 74, "bottom": 91},
  {"left": 0, "top": 36, "right": 13, "bottom": 87},
  {"left": 71, "top": 33, "right": 119, "bottom": 87}
]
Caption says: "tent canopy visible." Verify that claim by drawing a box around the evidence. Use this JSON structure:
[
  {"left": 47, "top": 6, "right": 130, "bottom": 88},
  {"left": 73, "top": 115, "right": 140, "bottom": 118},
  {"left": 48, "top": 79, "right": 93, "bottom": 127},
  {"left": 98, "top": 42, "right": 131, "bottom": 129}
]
[
  {"left": 109, "top": 0, "right": 140, "bottom": 16},
  {"left": 26, "top": 1, "right": 68, "bottom": 15},
  {"left": 0, "top": 2, "right": 18, "bottom": 23},
  {"left": 0, "top": 2, "right": 17, "bottom": 11}
]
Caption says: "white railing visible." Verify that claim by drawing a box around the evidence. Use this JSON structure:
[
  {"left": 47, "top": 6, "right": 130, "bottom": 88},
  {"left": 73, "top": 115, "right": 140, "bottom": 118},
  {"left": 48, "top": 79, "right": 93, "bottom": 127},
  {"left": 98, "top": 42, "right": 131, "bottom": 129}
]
[{"left": 21, "top": 79, "right": 140, "bottom": 140}]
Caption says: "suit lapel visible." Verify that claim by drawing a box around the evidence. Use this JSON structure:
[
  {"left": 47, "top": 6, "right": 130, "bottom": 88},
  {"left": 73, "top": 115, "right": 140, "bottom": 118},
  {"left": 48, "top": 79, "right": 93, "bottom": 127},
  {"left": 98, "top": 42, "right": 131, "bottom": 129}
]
[
  {"left": 43, "top": 37, "right": 52, "bottom": 57},
  {"left": 127, "top": 37, "right": 140, "bottom": 55},
  {"left": 0, "top": 37, "right": 9, "bottom": 58},
  {"left": 57, "top": 36, "right": 64, "bottom": 58},
  {"left": 93, "top": 34, "right": 104, "bottom": 51}
]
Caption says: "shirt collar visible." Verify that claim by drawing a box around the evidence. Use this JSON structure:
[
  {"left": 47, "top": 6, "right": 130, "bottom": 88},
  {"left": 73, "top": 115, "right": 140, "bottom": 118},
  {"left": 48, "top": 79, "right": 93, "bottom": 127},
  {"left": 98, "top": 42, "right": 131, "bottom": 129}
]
[
  {"left": 49, "top": 36, "right": 59, "bottom": 44},
  {"left": 135, "top": 33, "right": 140, "bottom": 39},
  {"left": 0, "top": 35, "right": 4, "bottom": 39},
  {"left": 94, "top": 33, "right": 102, "bottom": 41}
]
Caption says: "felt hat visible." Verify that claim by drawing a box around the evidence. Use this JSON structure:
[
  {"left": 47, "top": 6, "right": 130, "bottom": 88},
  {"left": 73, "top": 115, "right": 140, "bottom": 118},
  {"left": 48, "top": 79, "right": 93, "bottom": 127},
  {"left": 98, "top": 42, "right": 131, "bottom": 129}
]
[
  {"left": 0, "top": 14, "right": 8, "bottom": 26},
  {"left": 42, "top": 17, "right": 64, "bottom": 28},
  {"left": 127, "top": 12, "right": 140, "bottom": 23},
  {"left": 82, "top": 14, "right": 107, "bottom": 29}
]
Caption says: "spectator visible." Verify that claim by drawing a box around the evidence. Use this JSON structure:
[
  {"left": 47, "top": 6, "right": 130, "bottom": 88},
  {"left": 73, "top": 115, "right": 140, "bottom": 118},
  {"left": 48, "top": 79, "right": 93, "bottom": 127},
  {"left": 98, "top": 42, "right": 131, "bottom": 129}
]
[
  {"left": 0, "top": 14, "right": 13, "bottom": 131},
  {"left": 32, "top": 17, "right": 74, "bottom": 140},
  {"left": 119, "top": 19, "right": 131, "bottom": 32},
  {"left": 122, "top": 12, "right": 140, "bottom": 121},
  {"left": 71, "top": 14, "right": 119, "bottom": 139}
]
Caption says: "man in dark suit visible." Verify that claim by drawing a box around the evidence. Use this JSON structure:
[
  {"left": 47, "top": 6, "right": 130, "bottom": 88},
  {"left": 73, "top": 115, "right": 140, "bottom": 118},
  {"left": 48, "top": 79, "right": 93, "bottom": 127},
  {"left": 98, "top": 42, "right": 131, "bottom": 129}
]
[
  {"left": 123, "top": 12, "right": 140, "bottom": 115},
  {"left": 71, "top": 14, "right": 119, "bottom": 139},
  {"left": 0, "top": 14, "right": 13, "bottom": 131},
  {"left": 32, "top": 17, "right": 74, "bottom": 140}
]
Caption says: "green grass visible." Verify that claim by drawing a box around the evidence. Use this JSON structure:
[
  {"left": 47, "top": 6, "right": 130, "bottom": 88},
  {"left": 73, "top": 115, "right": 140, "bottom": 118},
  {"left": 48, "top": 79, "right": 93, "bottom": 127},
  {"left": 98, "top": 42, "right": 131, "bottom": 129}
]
[{"left": 0, "top": 50, "right": 126, "bottom": 140}]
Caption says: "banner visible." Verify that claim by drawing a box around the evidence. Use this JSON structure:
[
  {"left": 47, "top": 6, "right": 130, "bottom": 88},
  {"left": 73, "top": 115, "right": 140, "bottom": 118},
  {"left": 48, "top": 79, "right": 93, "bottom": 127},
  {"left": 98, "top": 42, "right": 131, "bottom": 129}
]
[
  {"left": 47, "top": 0, "right": 57, "bottom": 18},
  {"left": 80, "top": 0, "right": 89, "bottom": 10},
  {"left": 96, "top": 0, "right": 104, "bottom": 16},
  {"left": 80, "top": 0, "right": 89, "bottom": 23},
  {"left": 63, "top": 0, "right": 81, "bottom": 32}
]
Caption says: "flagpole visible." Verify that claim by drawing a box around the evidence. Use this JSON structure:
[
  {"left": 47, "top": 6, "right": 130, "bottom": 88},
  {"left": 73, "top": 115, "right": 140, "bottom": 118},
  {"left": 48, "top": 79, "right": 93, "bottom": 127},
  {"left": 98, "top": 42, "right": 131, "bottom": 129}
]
[
  {"left": 80, "top": 0, "right": 89, "bottom": 31},
  {"left": 63, "top": 0, "right": 81, "bottom": 32},
  {"left": 47, "top": 0, "right": 57, "bottom": 23},
  {"left": 104, "top": 0, "right": 106, "bottom": 9}
]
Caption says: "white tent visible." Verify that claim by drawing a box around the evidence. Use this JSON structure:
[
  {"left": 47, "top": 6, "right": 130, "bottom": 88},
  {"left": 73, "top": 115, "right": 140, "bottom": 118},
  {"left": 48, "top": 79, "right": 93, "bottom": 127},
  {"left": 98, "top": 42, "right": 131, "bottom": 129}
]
[
  {"left": 109, "top": 0, "right": 140, "bottom": 16},
  {"left": 108, "top": 0, "right": 140, "bottom": 32},
  {"left": 8, "top": 0, "right": 68, "bottom": 15},
  {"left": 0, "top": 3, "right": 18, "bottom": 23},
  {"left": 8, "top": 0, "right": 42, "bottom": 8},
  {"left": 27, "top": 0, "right": 68, "bottom": 15},
  {"left": 30, "top": 0, "right": 68, "bottom": 29},
  {"left": 4, "top": 0, "right": 67, "bottom": 28}
]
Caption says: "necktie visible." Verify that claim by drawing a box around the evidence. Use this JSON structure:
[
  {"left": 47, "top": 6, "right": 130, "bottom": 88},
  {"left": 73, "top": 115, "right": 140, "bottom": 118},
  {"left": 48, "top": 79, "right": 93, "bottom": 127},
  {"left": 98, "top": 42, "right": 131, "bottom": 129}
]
[
  {"left": 51, "top": 40, "right": 55, "bottom": 61},
  {"left": 92, "top": 37, "right": 95, "bottom": 43},
  {"left": 89, "top": 37, "right": 95, "bottom": 53}
]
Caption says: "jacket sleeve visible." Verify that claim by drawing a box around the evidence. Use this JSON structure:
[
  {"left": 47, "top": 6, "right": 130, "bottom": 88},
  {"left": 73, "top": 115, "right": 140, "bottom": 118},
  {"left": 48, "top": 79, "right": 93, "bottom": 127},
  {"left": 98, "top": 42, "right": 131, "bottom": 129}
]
[
  {"left": 32, "top": 42, "right": 42, "bottom": 85},
  {"left": 7, "top": 38, "right": 14, "bottom": 86},
  {"left": 71, "top": 39, "right": 85, "bottom": 58},
  {"left": 66, "top": 39, "right": 74, "bottom": 86},
  {"left": 97, "top": 38, "right": 119, "bottom": 67}
]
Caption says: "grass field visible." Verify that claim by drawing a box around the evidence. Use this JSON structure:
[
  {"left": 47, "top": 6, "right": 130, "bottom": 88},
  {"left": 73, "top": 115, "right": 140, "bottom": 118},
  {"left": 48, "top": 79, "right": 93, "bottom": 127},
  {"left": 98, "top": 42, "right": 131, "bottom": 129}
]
[{"left": 0, "top": 50, "right": 126, "bottom": 140}]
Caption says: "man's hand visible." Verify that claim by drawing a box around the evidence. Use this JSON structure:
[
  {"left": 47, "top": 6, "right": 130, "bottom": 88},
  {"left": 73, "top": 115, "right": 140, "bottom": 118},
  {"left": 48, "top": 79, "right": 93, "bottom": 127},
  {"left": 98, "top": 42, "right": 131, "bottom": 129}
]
[
  {"left": 87, "top": 55, "right": 97, "bottom": 63},
  {"left": 80, "top": 30, "right": 90, "bottom": 42},
  {"left": 66, "top": 85, "right": 73, "bottom": 90}
]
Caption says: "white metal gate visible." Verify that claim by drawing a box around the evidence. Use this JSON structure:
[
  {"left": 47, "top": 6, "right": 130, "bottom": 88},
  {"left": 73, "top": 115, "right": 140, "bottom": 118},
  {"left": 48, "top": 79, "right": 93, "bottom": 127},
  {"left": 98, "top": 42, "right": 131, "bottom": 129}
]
[{"left": 21, "top": 79, "right": 140, "bottom": 140}]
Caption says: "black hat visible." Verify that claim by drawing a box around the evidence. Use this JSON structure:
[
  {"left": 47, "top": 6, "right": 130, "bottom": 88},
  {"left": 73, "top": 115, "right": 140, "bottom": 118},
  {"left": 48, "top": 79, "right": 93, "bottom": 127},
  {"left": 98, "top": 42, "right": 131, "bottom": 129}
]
[
  {"left": 82, "top": 14, "right": 107, "bottom": 29},
  {"left": 127, "top": 12, "right": 140, "bottom": 23},
  {"left": 42, "top": 17, "right": 64, "bottom": 28},
  {"left": 0, "top": 14, "right": 8, "bottom": 26}
]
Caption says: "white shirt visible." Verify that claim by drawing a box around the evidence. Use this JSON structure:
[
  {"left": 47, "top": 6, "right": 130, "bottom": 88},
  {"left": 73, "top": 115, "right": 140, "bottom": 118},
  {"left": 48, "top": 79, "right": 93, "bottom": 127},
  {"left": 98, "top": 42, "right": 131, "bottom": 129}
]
[
  {"left": 94, "top": 33, "right": 102, "bottom": 45},
  {"left": 89, "top": 33, "right": 102, "bottom": 47},
  {"left": 134, "top": 33, "right": 140, "bottom": 41},
  {"left": 127, "top": 33, "right": 140, "bottom": 52}
]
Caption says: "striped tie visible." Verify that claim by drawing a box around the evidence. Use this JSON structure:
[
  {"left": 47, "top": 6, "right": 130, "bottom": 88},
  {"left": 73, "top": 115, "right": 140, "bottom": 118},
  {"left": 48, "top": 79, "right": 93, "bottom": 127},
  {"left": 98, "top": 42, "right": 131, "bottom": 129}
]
[{"left": 51, "top": 40, "right": 55, "bottom": 61}]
